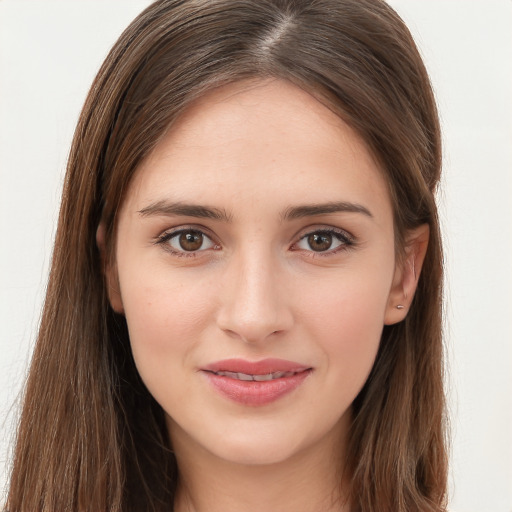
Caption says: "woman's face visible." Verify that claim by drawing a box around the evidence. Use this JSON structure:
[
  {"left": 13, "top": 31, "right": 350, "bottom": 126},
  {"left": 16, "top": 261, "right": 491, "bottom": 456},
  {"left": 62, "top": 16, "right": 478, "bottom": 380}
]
[{"left": 109, "top": 79, "right": 406, "bottom": 466}]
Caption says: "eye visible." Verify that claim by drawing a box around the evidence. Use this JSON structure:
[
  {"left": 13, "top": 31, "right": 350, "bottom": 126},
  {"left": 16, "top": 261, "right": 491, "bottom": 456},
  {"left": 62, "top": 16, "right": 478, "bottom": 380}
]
[
  {"left": 157, "top": 228, "right": 217, "bottom": 254},
  {"left": 293, "top": 229, "right": 353, "bottom": 253}
]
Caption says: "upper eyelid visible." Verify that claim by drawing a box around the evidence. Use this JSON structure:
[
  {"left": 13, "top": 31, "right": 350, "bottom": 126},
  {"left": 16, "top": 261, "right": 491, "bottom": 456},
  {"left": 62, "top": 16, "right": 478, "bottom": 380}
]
[
  {"left": 157, "top": 224, "right": 217, "bottom": 240},
  {"left": 294, "top": 225, "right": 355, "bottom": 242}
]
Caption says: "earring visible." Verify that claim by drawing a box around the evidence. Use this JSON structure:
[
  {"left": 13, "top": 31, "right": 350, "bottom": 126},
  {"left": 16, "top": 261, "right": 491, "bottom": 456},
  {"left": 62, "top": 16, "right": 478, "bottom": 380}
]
[{"left": 396, "top": 304, "right": 405, "bottom": 310}]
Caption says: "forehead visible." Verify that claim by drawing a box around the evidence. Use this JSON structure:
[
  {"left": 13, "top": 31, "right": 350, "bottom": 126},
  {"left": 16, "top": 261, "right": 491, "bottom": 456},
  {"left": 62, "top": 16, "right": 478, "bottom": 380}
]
[{"left": 124, "top": 78, "right": 392, "bottom": 221}]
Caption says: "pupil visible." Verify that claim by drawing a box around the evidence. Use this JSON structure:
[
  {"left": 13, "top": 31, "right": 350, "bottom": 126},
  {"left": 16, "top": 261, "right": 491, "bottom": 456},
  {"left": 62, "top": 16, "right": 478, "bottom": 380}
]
[
  {"left": 179, "top": 231, "right": 203, "bottom": 251},
  {"left": 308, "top": 233, "right": 332, "bottom": 252}
]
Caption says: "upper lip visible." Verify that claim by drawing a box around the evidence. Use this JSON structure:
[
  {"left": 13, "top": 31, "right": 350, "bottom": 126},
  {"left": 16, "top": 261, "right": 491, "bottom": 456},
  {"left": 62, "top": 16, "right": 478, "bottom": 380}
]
[{"left": 202, "top": 358, "right": 311, "bottom": 375}]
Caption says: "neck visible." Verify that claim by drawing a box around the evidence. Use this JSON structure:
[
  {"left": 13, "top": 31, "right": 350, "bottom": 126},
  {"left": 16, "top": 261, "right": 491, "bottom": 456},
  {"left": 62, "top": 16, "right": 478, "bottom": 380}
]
[{"left": 170, "top": 420, "right": 352, "bottom": 512}]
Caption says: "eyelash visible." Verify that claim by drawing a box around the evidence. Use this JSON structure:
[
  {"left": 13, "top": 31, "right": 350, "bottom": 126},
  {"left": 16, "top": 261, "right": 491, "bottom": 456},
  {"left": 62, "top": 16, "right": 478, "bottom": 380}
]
[
  {"left": 154, "top": 226, "right": 356, "bottom": 258},
  {"left": 154, "top": 226, "right": 219, "bottom": 257},
  {"left": 291, "top": 227, "right": 355, "bottom": 257}
]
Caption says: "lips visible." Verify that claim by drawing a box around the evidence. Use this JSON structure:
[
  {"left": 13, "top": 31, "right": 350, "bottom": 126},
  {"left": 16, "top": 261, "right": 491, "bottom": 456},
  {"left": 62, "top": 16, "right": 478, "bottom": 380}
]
[
  {"left": 210, "top": 370, "right": 298, "bottom": 381},
  {"left": 201, "top": 358, "right": 312, "bottom": 406},
  {"left": 203, "top": 358, "right": 310, "bottom": 375}
]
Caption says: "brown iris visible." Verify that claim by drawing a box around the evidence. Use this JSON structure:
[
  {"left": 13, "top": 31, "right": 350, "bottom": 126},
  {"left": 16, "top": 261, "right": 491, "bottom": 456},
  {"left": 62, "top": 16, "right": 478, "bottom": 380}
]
[
  {"left": 179, "top": 230, "right": 204, "bottom": 251},
  {"left": 307, "top": 232, "right": 333, "bottom": 252}
]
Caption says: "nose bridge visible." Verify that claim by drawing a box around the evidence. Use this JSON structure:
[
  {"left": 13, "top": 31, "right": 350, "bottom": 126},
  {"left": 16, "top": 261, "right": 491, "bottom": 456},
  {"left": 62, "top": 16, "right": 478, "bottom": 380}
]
[{"left": 217, "top": 243, "right": 292, "bottom": 343}]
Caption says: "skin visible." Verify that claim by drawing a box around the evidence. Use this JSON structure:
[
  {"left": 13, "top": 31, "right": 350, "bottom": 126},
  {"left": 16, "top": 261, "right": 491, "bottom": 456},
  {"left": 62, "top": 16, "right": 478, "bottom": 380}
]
[{"left": 99, "top": 79, "right": 428, "bottom": 512}]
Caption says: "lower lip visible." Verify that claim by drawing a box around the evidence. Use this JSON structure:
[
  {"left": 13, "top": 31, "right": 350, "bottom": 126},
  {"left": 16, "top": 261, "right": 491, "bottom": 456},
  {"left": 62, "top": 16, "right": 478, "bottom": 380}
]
[{"left": 203, "top": 370, "right": 312, "bottom": 406}]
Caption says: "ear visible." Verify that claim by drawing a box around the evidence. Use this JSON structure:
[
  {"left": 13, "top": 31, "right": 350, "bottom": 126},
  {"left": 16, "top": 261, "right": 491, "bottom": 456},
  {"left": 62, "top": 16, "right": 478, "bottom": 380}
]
[
  {"left": 384, "top": 224, "right": 429, "bottom": 325},
  {"left": 96, "top": 223, "right": 124, "bottom": 314}
]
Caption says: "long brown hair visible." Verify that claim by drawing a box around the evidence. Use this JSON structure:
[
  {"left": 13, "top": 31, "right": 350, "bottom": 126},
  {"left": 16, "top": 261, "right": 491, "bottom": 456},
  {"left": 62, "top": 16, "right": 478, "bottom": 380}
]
[{"left": 6, "top": 1, "right": 447, "bottom": 510}]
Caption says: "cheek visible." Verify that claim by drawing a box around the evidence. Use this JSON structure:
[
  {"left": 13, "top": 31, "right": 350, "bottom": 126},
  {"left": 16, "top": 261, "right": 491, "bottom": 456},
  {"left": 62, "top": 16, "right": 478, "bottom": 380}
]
[
  {"left": 297, "top": 268, "right": 391, "bottom": 385},
  {"left": 118, "top": 268, "right": 222, "bottom": 415},
  {"left": 118, "top": 267, "right": 216, "bottom": 372}
]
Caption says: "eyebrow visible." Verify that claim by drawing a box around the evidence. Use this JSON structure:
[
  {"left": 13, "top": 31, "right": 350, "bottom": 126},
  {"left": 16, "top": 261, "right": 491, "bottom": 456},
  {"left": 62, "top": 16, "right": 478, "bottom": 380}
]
[
  {"left": 138, "top": 199, "right": 372, "bottom": 223},
  {"left": 281, "top": 201, "right": 373, "bottom": 220},
  {"left": 138, "top": 200, "right": 232, "bottom": 222}
]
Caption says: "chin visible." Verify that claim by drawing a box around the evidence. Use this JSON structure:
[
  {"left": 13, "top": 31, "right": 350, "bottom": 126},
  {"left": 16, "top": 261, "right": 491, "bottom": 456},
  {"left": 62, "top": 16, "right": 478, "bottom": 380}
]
[
  {"left": 169, "top": 412, "right": 314, "bottom": 467},
  {"left": 212, "top": 435, "right": 304, "bottom": 466}
]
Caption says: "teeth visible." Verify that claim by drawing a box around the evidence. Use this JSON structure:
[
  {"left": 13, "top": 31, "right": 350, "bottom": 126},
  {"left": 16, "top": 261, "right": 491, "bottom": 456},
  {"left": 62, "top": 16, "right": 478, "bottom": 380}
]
[
  {"left": 237, "top": 372, "right": 254, "bottom": 381},
  {"left": 213, "top": 370, "right": 298, "bottom": 381},
  {"left": 252, "top": 373, "right": 274, "bottom": 381}
]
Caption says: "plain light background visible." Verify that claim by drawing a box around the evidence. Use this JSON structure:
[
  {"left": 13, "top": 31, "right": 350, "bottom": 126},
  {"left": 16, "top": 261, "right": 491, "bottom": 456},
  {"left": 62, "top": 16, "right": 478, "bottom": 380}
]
[{"left": 1, "top": 1, "right": 511, "bottom": 510}]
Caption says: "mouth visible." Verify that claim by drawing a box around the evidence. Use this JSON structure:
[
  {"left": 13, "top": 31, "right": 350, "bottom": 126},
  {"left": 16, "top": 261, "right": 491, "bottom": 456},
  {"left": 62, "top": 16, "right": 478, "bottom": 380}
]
[
  {"left": 207, "top": 370, "right": 301, "bottom": 381},
  {"left": 202, "top": 357, "right": 311, "bottom": 375},
  {"left": 201, "top": 358, "right": 312, "bottom": 406}
]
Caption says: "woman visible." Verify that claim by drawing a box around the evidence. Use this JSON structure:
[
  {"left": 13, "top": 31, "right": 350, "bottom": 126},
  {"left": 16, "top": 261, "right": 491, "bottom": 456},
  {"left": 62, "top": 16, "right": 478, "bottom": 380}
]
[{"left": 6, "top": 0, "right": 447, "bottom": 510}]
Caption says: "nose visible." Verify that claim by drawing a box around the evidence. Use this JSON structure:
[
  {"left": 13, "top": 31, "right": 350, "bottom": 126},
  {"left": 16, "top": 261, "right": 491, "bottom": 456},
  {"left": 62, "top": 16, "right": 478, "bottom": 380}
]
[{"left": 216, "top": 248, "right": 293, "bottom": 344}]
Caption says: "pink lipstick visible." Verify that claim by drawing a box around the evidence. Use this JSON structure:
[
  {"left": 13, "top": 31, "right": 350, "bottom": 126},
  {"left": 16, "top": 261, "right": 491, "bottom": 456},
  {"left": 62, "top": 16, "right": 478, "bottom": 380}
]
[{"left": 201, "top": 358, "right": 312, "bottom": 406}]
